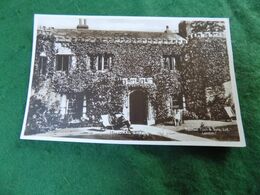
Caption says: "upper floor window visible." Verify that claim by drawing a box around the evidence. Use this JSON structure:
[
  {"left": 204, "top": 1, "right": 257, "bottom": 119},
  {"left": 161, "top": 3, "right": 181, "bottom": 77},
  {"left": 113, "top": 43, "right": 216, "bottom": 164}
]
[
  {"left": 56, "top": 55, "right": 71, "bottom": 72},
  {"left": 39, "top": 56, "right": 47, "bottom": 75},
  {"left": 163, "top": 55, "right": 176, "bottom": 70},
  {"left": 87, "top": 54, "right": 113, "bottom": 72}
]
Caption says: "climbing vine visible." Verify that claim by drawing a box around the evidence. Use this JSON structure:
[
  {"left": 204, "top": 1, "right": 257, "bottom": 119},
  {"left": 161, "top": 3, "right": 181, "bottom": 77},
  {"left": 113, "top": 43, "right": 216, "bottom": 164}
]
[{"left": 28, "top": 25, "right": 232, "bottom": 132}]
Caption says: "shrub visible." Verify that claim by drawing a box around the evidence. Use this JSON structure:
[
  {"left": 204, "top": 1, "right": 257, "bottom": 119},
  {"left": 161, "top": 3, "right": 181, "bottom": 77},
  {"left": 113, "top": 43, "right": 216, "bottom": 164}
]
[
  {"left": 25, "top": 96, "right": 62, "bottom": 135},
  {"left": 207, "top": 95, "right": 230, "bottom": 120},
  {"left": 183, "top": 110, "right": 199, "bottom": 120}
]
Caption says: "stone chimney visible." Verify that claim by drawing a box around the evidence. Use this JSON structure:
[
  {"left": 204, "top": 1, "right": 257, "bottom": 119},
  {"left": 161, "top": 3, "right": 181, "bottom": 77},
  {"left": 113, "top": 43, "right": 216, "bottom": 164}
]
[{"left": 77, "top": 18, "right": 89, "bottom": 30}]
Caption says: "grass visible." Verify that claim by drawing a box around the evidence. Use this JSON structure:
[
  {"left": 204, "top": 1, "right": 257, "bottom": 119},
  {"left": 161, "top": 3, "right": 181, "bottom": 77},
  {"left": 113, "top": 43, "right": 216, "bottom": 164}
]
[{"left": 179, "top": 124, "right": 240, "bottom": 141}]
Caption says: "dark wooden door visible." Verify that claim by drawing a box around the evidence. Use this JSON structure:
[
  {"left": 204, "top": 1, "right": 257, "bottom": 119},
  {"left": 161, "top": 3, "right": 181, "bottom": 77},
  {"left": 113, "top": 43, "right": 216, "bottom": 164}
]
[{"left": 130, "top": 90, "right": 147, "bottom": 124}]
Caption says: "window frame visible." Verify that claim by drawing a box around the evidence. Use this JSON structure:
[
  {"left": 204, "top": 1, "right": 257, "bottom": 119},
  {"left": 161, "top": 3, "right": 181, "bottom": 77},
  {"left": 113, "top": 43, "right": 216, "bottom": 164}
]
[
  {"left": 89, "top": 53, "right": 113, "bottom": 72},
  {"left": 39, "top": 56, "right": 47, "bottom": 75},
  {"left": 163, "top": 55, "right": 176, "bottom": 71},
  {"left": 56, "top": 54, "right": 71, "bottom": 73}
]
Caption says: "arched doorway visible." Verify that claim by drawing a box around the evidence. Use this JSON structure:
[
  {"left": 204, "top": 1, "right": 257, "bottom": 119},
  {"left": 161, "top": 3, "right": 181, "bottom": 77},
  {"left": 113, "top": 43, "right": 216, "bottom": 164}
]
[{"left": 130, "top": 90, "right": 148, "bottom": 124}]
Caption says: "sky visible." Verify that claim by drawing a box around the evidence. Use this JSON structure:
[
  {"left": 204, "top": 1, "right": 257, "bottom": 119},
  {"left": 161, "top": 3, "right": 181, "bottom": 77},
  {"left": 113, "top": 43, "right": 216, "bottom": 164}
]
[
  {"left": 35, "top": 15, "right": 184, "bottom": 32},
  {"left": 36, "top": 15, "right": 228, "bottom": 33}
]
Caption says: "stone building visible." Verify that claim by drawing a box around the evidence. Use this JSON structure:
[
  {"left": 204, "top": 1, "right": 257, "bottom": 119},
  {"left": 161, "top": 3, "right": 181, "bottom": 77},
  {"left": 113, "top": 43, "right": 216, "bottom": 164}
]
[{"left": 31, "top": 19, "right": 227, "bottom": 128}]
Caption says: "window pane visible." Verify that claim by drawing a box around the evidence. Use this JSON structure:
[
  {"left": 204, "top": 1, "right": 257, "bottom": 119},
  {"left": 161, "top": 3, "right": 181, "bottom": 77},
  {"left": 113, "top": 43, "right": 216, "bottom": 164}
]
[
  {"left": 164, "top": 56, "right": 170, "bottom": 69},
  {"left": 68, "top": 95, "right": 76, "bottom": 119},
  {"left": 170, "top": 57, "right": 175, "bottom": 70},
  {"left": 68, "top": 94, "right": 84, "bottom": 119},
  {"left": 163, "top": 55, "right": 177, "bottom": 70},
  {"left": 63, "top": 56, "right": 69, "bottom": 72},
  {"left": 169, "top": 58, "right": 173, "bottom": 70},
  {"left": 90, "top": 56, "right": 95, "bottom": 70},
  {"left": 109, "top": 56, "right": 113, "bottom": 69},
  {"left": 171, "top": 95, "right": 183, "bottom": 109},
  {"left": 104, "top": 56, "right": 108, "bottom": 69},
  {"left": 97, "top": 55, "right": 102, "bottom": 70},
  {"left": 86, "top": 55, "right": 90, "bottom": 69},
  {"left": 56, "top": 55, "right": 62, "bottom": 71},
  {"left": 42, "top": 57, "right": 47, "bottom": 75}
]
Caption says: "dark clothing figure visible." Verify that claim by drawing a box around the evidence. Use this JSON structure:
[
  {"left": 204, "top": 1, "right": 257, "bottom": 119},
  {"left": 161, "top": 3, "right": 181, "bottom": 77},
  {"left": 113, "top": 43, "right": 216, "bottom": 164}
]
[
  {"left": 110, "top": 114, "right": 131, "bottom": 133},
  {"left": 108, "top": 113, "right": 131, "bottom": 133},
  {"left": 110, "top": 114, "right": 117, "bottom": 126},
  {"left": 117, "top": 115, "right": 131, "bottom": 129}
]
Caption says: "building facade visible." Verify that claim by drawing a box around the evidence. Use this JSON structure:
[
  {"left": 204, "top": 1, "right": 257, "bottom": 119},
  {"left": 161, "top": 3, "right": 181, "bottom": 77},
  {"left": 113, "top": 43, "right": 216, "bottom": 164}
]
[{"left": 29, "top": 19, "right": 228, "bottom": 129}]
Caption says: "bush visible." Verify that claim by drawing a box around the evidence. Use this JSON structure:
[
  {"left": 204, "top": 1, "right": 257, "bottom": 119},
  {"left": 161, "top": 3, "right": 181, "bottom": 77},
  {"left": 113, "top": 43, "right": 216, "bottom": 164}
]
[
  {"left": 207, "top": 95, "right": 230, "bottom": 120},
  {"left": 25, "top": 96, "right": 62, "bottom": 135},
  {"left": 183, "top": 110, "right": 199, "bottom": 120}
]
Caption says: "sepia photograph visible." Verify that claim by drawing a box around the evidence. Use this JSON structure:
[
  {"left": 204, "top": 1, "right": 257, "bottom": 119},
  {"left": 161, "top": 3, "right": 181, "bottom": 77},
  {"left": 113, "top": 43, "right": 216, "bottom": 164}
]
[{"left": 20, "top": 14, "right": 245, "bottom": 146}]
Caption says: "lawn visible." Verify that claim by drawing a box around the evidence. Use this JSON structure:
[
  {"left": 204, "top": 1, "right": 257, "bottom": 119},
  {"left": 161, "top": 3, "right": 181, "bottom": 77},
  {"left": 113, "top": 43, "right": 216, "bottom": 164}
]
[{"left": 179, "top": 124, "right": 240, "bottom": 141}]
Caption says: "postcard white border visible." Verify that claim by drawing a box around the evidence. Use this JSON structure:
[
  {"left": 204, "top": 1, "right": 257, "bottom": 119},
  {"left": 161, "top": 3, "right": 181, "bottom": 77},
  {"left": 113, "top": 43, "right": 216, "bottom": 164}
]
[{"left": 20, "top": 14, "right": 246, "bottom": 147}]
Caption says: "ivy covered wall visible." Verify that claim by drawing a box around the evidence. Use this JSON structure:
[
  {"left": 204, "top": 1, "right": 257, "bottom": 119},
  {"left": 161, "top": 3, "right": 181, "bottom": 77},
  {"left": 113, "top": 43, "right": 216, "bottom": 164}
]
[
  {"left": 27, "top": 32, "right": 183, "bottom": 132},
  {"left": 26, "top": 22, "right": 232, "bottom": 133},
  {"left": 181, "top": 37, "right": 231, "bottom": 119}
]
